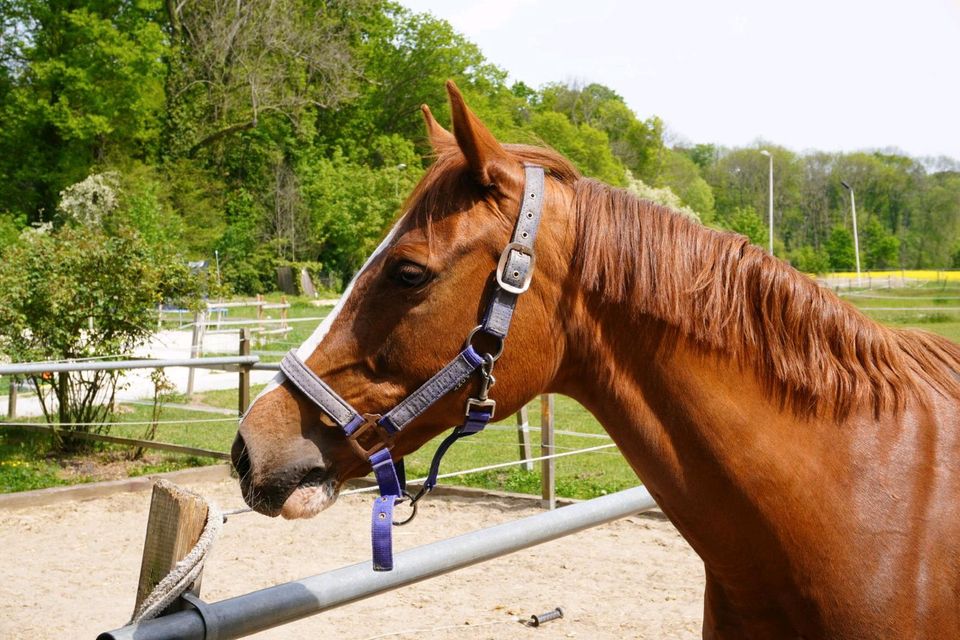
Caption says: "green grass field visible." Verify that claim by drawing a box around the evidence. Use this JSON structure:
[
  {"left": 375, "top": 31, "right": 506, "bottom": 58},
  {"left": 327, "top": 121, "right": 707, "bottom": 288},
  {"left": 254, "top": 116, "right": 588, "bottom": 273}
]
[
  {"left": 836, "top": 281, "right": 960, "bottom": 343},
  {"left": 5, "top": 280, "right": 960, "bottom": 497}
]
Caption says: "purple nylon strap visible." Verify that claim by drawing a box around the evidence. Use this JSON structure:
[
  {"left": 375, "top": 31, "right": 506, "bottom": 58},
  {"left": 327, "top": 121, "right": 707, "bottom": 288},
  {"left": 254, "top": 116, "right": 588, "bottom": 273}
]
[
  {"left": 370, "top": 449, "right": 401, "bottom": 570},
  {"left": 379, "top": 346, "right": 484, "bottom": 432},
  {"left": 420, "top": 405, "right": 494, "bottom": 494}
]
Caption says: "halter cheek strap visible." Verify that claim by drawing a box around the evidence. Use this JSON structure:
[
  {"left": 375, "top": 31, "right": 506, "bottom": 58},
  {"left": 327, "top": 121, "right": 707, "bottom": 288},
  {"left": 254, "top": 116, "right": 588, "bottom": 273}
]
[{"left": 277, "top": 165, "right": 546, "bottom": 571}]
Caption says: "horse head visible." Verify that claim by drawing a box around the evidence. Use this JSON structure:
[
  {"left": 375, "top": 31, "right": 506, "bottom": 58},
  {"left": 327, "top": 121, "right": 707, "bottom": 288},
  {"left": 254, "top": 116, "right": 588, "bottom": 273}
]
[{"left": 232, "top": 82, "right": 579, "bottom": 519}]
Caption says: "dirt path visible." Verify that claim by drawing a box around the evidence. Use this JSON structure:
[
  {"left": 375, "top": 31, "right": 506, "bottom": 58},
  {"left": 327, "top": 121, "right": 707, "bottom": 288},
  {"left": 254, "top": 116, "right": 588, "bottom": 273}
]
[{"left": 1, "top": 479, "right": 704, "bottom": 639}]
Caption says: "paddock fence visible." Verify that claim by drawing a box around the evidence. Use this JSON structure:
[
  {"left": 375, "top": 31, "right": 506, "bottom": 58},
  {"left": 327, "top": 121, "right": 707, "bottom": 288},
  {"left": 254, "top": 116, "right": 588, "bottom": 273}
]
[
  {"left": 0, "top": 329, "right": 595, "bottom": 507},
  {"left": 96, "top": 484, "right": 657, "bottom": 640},
  {"left": 0, "top": 340, "right": 266, "bottom": 460}
]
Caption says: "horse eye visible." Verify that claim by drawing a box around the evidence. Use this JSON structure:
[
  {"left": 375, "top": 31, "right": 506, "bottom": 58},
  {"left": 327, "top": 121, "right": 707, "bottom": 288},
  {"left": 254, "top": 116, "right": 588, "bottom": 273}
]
[{"left": 390, "top": 260, "right": 431, "bottom": 288}]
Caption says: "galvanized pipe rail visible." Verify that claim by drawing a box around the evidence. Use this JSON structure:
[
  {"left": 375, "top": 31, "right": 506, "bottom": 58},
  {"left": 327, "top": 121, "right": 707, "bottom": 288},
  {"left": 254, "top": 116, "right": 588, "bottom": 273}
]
[
  {"left": 97, "top": 486, "right": 657, "bottom": 640},
  {"left": 0, "top": 356, "right": 260, "bottom": 376}
]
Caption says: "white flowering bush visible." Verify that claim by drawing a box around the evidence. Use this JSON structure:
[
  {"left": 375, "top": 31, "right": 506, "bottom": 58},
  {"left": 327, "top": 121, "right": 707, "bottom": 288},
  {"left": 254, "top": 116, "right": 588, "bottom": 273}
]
[
  {"left": 57, "top": 172, "right": 120, "bottom": 227},
  {"left": 625, "top": 171, "right": 701, "bottom": 221}
]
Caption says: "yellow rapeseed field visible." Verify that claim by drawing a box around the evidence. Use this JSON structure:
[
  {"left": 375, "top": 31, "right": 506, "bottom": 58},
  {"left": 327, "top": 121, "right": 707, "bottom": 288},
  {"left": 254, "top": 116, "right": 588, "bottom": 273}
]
[{"left": 822, "top": 270, "right": 960, "bottom": 282}]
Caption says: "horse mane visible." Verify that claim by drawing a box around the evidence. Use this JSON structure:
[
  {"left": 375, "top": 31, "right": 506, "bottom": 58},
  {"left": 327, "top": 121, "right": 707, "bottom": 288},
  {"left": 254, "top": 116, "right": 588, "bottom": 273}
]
[
  {"left": 571, "top": 177, "right": 960, "bottom": 419},
  {"left": 409, "top": 141, "right": 960, "bottom": 419}
]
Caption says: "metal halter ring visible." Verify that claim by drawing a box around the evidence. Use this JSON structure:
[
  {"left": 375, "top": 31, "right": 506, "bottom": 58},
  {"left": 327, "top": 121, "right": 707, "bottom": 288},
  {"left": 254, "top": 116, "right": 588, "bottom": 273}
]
[
  {"left": 465, "top": 325, "right": 505, "bottom": 361},
  {"left": 392, "top": 491, "right": 419, "bottom": 526}
]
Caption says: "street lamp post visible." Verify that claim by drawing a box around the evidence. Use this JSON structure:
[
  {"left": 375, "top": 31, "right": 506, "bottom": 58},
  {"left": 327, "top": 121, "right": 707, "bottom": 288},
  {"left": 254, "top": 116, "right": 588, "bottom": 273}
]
[
  {"left": 841, "top": 180, "right": 863, "bottom": 287},
  {"left": 394, "top": 163, "right": 407, "bottom": 198},
  {"left": 759, "top": 150, "right": 774, "bottom": 255}
]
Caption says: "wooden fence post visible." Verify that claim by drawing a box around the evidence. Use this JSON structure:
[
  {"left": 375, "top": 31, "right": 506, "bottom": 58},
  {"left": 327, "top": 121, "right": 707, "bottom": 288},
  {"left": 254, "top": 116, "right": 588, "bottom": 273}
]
[
  {"left": 516, "top": 404, "right": 533, "bottom": 471},
  {"left": 256, "top": 294, "right": 265, "bottom": 347},
  {"left": 540, "top": 394, "right": 556, "bottom": 510},
  {"left": 57, "top": 372, "right": 68, "bottom": 425},
  {"left": 134, "top": 480, "right": 210, "bottom": 616},
  {"left": 6, "top": 377, "right": 17, "bottom": 419},
  {"left": 239, "top": 329, "right": 251, "bottom": 416},
  {"left": 186, "top": 310, "right": 204, "bottom": 398}
]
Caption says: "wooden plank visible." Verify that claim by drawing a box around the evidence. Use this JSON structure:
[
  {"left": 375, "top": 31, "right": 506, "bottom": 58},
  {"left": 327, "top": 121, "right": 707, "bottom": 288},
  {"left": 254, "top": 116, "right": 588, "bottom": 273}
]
[
  {"left": 239, "top": 329, "right": 251, "bottom": 415},
  {"left": 134, "top": 480, "right": 210, "bottom": 614},
  {"left": 540, "top": 394, "right": 556, "bottom": 510},
  {"left": 516, "top": 405, "right": 533, "bottom": 471},
  {"left": 0, "top": 423, "right": 230, "bottom": 460}
]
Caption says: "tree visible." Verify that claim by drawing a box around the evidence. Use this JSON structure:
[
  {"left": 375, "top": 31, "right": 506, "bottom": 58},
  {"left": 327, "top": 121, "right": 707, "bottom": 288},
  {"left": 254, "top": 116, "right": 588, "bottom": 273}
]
[
  {"left": 727, "top": 206, "right": 766, "bottom": 247},
  {"left": 860, "top": 217, "right": 900, "bottom": 269},
  {"left": 0, "top": 224, "right": 202, "bottom": 450},
  {"left": 539, "top": 81, "right": 663, "bottom": 181},
  {"left": 626, "top": 173, "right": 700, "bottom": 221},
  {"left": 164, "top": 0, "right": 364, "bottom": 159},
  {"left": 0, "top": 0, "right": 168, "bottom": 222},
  {"left": 298, "top": 148, "right": 422, "bottom": 279},
  {"left": 314, "top": 4, "right": 512, "bottom": 160},
  {"left": 826, "top": 225, "right": 857, "bottom": 271},
  {"left": 529, "top": 111, "right": 626, "bottom": 185},
  {"left": 657, "top": 150, "right": 715, "bottom": 220},
  {"left": 788, "top": 245, "right": 830, "bottom": 274}
]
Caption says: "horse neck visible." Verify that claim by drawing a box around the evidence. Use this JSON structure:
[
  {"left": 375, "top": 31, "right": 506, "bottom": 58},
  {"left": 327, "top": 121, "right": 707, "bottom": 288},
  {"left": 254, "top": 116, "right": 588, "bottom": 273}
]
[{"left": 553, "top": 291, "right": 837, "bottom": 583}]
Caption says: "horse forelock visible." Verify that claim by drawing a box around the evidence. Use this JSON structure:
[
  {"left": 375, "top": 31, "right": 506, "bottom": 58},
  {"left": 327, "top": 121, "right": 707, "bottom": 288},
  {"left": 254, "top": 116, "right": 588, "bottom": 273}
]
[{"left": 570, "top": 177, "right": 960, "bottom": 420}]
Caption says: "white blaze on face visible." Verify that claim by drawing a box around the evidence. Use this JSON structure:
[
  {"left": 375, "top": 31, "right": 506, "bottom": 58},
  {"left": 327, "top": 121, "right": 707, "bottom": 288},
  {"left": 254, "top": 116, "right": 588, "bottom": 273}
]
[{"left": 244, "top": 221, "right": 403, "bottom": 412}]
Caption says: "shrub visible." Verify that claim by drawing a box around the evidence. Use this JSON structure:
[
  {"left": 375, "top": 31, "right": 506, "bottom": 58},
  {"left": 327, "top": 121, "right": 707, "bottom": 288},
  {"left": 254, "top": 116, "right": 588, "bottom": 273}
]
[
  {"left": 0, "top": 225, "right": 202, "bottom": 450},
  {"left": 788, "top": 245, "right": 830, "bottom": 274}
]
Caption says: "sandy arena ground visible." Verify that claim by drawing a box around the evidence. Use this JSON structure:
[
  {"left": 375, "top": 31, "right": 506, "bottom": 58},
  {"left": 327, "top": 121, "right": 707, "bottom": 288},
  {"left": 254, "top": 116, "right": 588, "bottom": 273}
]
[{"left": 1, "top": 479, "right": 704, "bottom": 639}]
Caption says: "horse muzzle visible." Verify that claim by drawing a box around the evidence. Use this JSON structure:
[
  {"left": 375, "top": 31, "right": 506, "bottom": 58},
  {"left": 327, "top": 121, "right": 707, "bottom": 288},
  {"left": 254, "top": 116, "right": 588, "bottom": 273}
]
[{"left": 231, "top": 431, "right": 339, "bottom": 519}]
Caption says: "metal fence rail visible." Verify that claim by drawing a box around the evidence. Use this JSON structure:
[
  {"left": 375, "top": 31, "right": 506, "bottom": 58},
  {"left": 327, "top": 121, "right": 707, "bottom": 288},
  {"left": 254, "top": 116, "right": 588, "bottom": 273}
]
[
  {"left": 0, "top": 356, "right": 259, "bottom": 376},
  {"left": 97, "top": 485, "right": 656, "bottom": 640},
  {"left": 1, "top": 352, "right": 263, "bottom": 456}
]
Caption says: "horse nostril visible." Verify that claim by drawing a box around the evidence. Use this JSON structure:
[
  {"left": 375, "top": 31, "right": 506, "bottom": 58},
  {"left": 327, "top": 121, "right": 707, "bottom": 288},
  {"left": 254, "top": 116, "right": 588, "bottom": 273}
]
[{"left": 231, "top": 433, "right": 251, "bottom": 481}]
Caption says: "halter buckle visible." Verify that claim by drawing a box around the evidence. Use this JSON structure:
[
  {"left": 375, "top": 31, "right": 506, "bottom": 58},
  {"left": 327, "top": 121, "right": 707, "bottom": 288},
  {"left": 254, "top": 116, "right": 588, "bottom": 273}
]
[
  {"left": 347, "top": 413, "right": 394, "bottom": 459},
  {"left": 465, "top": 397, "right": 496, "bottom": 419},
  {"left": 496, "top": 242, "right": 536, "bottom": 294}
]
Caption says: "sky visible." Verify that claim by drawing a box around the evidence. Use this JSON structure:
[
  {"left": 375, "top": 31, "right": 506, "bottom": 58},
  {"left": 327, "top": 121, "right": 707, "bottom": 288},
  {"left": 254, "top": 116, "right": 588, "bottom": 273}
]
[{"left": 400, "top": 0, "right": 960, "bottom": 160}]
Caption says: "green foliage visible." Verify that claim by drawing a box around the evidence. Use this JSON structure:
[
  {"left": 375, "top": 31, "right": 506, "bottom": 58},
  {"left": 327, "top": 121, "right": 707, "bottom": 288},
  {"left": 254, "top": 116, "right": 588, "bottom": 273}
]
[
  {"left": 215, "top": 189, "right": 277, "bottom": 295},
  {"left": 626, "top": 172, "right": 700, "bottom": 221},
  {"left": 0, "top": 224, "right": 202, "bottom": 448},
  {"left": 0, "top": 0, "right": 167, "bottom": 221},
  {"left": 538, "top": 81, "right": 663, "bottom": 181},
  {"left": 530, "top": 111, "right": 626, "bottom": 185},
  {"left": 826, "top": 225, "right": 857, "bottom": 271},
  {"left": 860, "top": 217, "right": 900, "bottom": 269},
  {"left": 314, "top": 4, "right": 509, "bottom": 158},
  {"left": 0, "top": 210, "right": 26, "bottom": 250},
  {"left": 727, "top": 206, "right": 767, "bottom": 247},
  {"left": 788, "top": 245, "right": 830, "bottom": 274},
  {"left": 682, "top": 143, "right": 720, "bottom": 171},
  {"left": 1, "top": 0, "right": 958, "bottom": 297},
  {"left": 300, "top": 149, "right": 421, "bottom": 278},
  {"left": 657, "top": 149, "right": 715, "bottom": 219}
]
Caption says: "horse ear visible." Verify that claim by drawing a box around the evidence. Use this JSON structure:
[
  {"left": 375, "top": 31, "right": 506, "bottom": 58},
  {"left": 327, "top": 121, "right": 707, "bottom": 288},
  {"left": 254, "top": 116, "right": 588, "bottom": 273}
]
[
  {"left": 421, "top": 104, "right": 455, "bottom": 150},
  {"left": 446, "top": 80, "right": 510, "bottom": 186}
]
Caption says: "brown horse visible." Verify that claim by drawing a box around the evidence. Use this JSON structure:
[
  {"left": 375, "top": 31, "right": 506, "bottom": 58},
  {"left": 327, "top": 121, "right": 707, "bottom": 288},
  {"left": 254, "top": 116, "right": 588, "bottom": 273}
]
[{"left": 234, "top": 82, "right": 960, "bottom": 638}]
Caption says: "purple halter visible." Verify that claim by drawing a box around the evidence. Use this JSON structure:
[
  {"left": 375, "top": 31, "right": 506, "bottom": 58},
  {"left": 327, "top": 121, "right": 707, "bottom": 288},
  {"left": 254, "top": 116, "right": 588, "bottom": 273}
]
[{"left": 278, "top": 165, "right": 546, "bottom": 571}]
